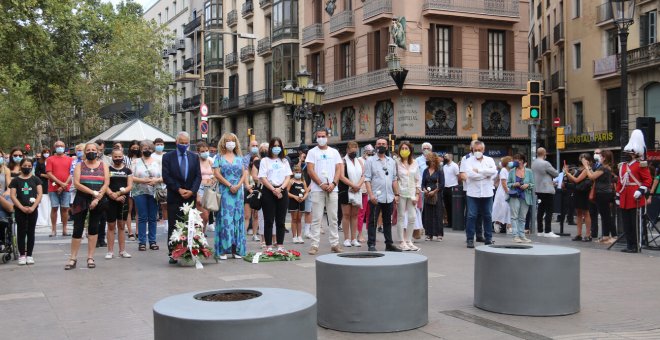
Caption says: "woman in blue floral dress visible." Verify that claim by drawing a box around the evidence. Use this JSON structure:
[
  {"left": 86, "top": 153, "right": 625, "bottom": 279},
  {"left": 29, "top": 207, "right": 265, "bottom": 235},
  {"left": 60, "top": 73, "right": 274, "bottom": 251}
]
[{"left": 212, "top": 133, "right": 248, "bottom": 260}]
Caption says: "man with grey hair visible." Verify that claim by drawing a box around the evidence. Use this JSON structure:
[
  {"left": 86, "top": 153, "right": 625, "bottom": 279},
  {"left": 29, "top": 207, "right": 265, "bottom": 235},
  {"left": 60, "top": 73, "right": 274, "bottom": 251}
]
[
  {"left": 532, "top": 147, "right": 560, "bottom": 237},
  {"left": 459, "top": 140, "right": 485, "bottom": 241},
  {"left": 416, "top": 142, "right": 433, "bottom": 174},
  {"left": 461, "top": 140, "right": 496, "bottom": 247},
  {"left": 162, "top": 131, "right": 202, "bottom": 264}
]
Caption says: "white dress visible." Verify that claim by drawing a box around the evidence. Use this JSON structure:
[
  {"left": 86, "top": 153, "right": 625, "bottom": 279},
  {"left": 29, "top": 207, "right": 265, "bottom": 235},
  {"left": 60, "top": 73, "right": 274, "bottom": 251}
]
[{"left": 491, "top": 168, "right": 511, "bottom": 225}]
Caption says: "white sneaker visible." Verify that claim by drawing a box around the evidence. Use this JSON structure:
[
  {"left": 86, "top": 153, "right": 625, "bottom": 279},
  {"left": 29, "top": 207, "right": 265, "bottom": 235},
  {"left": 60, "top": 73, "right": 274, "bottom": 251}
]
[
  {"left": 18, "top": 256, "right": 27, "bottom": 265},
  {"left": 399, "top": 242, "right": 410, "bottom": 251},
  {"left": 407, "top": 242, "right": 420, "bottom": 251},
  {"left": 521, "top": 237, "right": 532, "bottom": 243},
  {"left": 267, "top": 247, "right": 274, "bottom": 252},
  {"left": 26, "top": 256, "right": 35, "bottom": 265},
  {"left": 536, "top": 233, "right": 544, "bottom": 237},
  {"left": 277, "top": 246, "right": 286, "bottom": 252},
  {"left": 119, "top": 251, "right": 132, "bottom": 258},
  {"left": 343, "top": 239, "right": 352, "bottom": 247},
  {"left": 304, "top": 232, "right": 311, "bottom": 239},
  {"left": 252, "top": 234, "right": 261, "bottom": 242},
  {"left": 247, "top": 229, "right": 254, "bottom": 235},
  {"left": 219, "top": 254, "right": 228, "bottom": 260},
  {"left": 544, "top": 231, "right": 560, "bottom": 238},
  {"left": 206, "top": 224, "right": 215, "bottom": 232},
  {"left": 232, "top": 254, "right": 242, "bottom": 259},
  {"left": 105, "top": 252, "right": 114, "bottom": 259},
  {"left": 351, "top": 239, "right": 361, "bottom": 247},
  {"left": 513, "top": 237, "right": 523, "bottom": 243}
]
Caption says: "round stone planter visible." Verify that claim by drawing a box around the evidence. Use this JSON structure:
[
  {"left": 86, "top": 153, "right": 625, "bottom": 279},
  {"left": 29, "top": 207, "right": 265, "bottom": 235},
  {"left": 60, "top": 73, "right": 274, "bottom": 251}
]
[
  {"left": 474, "top": 244, "right": 580, "bottom": 316},
  {"left": 316, "top": 252, "right": 428, "bottom": 333},
  {"left": 153, "top": 288, "right": 317, "bottom": 340}
]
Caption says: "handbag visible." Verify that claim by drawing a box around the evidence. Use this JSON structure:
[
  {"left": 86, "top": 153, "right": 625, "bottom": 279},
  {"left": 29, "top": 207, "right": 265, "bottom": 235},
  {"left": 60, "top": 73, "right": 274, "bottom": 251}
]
[
  {"left": 202, "top": 183, "right": 221, "bottom": 212},
  {"left": 247, "top": 183, "right": 263, "bottom": 210},
  {"left": 141, "top": 158, "right": 167, "bottom": 203}
]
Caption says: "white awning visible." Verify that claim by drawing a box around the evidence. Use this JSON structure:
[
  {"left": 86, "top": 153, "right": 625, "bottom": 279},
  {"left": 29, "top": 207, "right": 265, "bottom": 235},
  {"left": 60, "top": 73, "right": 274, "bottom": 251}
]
[{"left": 88, "top": 119, "right": 176, "bottom": 143}]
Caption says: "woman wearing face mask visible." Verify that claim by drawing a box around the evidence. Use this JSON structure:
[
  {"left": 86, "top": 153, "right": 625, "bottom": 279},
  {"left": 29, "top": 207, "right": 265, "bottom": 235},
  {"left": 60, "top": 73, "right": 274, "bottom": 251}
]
[
  {"left": 66, "top": 143, "right": 110, "bottom": 270},
  {"left": 213, "top": 133, "right": 248, "bottom": 259},
  {"left": 126, "top": 140, "right": 141, "bottom": 239},
  {"left": 9, "top": 158, "right": 43, "bottom": 265},
  {"left": 492, "top": 156, "right": 513, "bottom": 234},
  {"left": 8, "top": 147, "right": 25, "bottom": 180},
  {"left": 130, "top": 140, "right": 163, "bottom": 251},
  {"left": 339, "top": 142, "right": 365, "bottom": 247},
  {"left": 564, "top": 153, "right": 593, "bottom": 242},
  {"left": 246, "top": 154, "right": 262, "bottom": 243},
  {"left": 395, "top": 141, "right": 422, "bottom": 251},
  {"left": 195, "top": 141, "right": 215, "bottom": 233},
  {"left": 421, "top": 152, "right": 445, "bottom": 241},
  {"left": 105, "top": 149, "right": 133, "bottom": 259},
  {"left": 258, "top": 137, "right": 292, "bottom": 252},
  {"left": 287, "top": 164, "right": 308, "bottom": 243},
  {"left": 585, "top": 150, "right": 617, "bottom": 244},
  {"left": 257, "top": 142, "right": 276, "bottom": 244},
  {"left": 507, "top": 154, "right": 534, "bottom": 243},
  {"left": 0, "top": 150, "right": 13, "bottom": 252}
]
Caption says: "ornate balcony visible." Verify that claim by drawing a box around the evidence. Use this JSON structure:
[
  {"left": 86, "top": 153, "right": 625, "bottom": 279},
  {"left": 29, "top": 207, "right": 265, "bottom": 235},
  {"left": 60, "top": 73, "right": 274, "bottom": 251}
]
[
  {"left": 553, "top": 23, "right": 564, "bottom": 45},
  {"left": 259, "top": 0, "right": 272, "bottom": 9},
  {"left": 323, "top": 65, "right": 540, "bottom": 102},
  {"left": 176, "top": 102, "right": 184, "bottom": 113},
  {"left": 363, "top": 0, "right": 392, "bottom": 25},
  {"left": 422, "top": 0, "right": 519, "bottom": 22},
  {"left": 551, "top": 69, "right": 564, "bottom": 91},
  {"left": 240, "top": 45, "right": 255, "bottom": 63},
  {"left": 239, "top": 89, "right": 273, "bottom": 110},
  {"left": 184, "top": 16, "right": 201, "bottom": 36},
  {"left": 242, "top": 0, "right": 254, "bottom": 19},
  {"left": 329, "top": 10, "right": 355, "bottom": 37},
  {"left": 227, "top": 10, "right": 238, "bottom": 27},
  {"left": 221, "top": 97, "right": 240, "bottom": 113},
  {"left": 257, "top": 37, "right": 271, "bottom": 56},
  {"left": 302, "top": 23, "right": 324, "bottom": 48},
  {"left": 225, "top": 52, "right": 238, "bottom": 69},
  {"left": 627, "top": 42, "right": 660, "bottom": 72}
]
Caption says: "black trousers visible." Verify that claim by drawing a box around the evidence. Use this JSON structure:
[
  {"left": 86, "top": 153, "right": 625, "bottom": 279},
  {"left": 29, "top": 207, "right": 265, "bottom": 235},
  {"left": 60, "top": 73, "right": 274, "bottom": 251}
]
[
  {"left": 589, "top": 201, "right": 599, "bottom": 238},
  {"left": 167, "top": 197, "right": 196, "bottom": 255},
  {"left": 15, "top": 210, "right": 37, "bottom": 256},
  {"left": 443, "top": 187, "right": 453, "bottom": 227},
  {"left": 72, "top": 207, "right": 103, "bottom": 239},
  {"left": 261, "top": 188, "right": 289, "bottom": 246},
  {"left": 368, "top": 201, "right": 393, "bottom": 248},
  {"left": 536, "top": 193, "right": 554, "bottom": 233},
  {"left": 621, "top": 208, "right": 640, "bottom": 251},
  {"left": 594, "top": 192, "right": 616, "bottom": 238}
]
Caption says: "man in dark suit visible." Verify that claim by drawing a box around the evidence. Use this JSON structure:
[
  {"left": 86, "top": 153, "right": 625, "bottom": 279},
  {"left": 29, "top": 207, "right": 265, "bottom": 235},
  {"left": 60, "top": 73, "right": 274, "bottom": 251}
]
[{"left": 162, "top": 131, "right": 202, "bottom": 264}]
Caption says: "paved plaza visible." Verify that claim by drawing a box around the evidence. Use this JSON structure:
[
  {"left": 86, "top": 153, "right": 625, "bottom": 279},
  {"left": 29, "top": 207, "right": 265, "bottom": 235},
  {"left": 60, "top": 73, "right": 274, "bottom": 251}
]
[{"left": 2, "top": 220, "right": 660, "bottom": 340}]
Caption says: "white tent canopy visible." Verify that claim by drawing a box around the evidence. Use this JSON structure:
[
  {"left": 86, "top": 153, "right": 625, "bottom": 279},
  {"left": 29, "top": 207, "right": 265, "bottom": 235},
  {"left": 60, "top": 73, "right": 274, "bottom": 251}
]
[{"left": 88, "top": 119, "right": 176, "bottom": 143}]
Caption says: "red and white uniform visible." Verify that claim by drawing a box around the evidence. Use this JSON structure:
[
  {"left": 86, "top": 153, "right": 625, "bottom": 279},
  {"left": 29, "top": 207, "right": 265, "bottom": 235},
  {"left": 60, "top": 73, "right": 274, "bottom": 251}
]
[{"left": 616, "top": 160, "right": 652, "bottom": 209}]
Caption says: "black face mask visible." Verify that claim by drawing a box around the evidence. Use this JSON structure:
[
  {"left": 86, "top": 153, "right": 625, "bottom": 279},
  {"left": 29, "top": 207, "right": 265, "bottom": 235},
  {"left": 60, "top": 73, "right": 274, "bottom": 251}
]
[
  {"left": 130, "top": 149, "right": 140, "bottom": 157},
  {"left": 86, "top": 152, "right": 97, "bottom": 161},
  {"left": 377, "top": 146, "right": 387, "bottom": 154},
  {"left": 348, "top": 152, "right": 357, "bottom": 159},
  {"left": 20, "top": 167, "right": 31, "bottom": 175},
  {"left": 260, "top": 151, "right": 268, "bottom": 158},
  {"left": 442, "top": 159, "right": 449, "bottom": 165},
  {"left": 625, "top": 153, "right": 634, "bottom": 162},
  {"left": 142, "top": 150, "right": 152, "bottom": 158},
  {"left": 113, "top": 159, "right": 123, "bottom": 166}
]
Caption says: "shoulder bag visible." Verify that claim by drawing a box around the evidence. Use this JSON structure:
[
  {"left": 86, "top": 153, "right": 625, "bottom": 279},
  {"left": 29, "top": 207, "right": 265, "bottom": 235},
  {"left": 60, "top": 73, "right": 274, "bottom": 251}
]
[
  {"left": 202, "top": 182, "right": 221, "bottom": 212},
  {"left": 141, "top": 159, "right": 167, "bottom": 203}
]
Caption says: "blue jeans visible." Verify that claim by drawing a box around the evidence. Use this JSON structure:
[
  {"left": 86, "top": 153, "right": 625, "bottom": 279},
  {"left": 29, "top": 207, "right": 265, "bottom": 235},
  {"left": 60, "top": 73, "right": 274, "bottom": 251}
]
[
  {"left": 509, "top": 198, "right": 529, "bottom": 238},
  {"left": 466, "top": 196, "right": 493, "bottom": 242},
  {"left": 134, "top": 194, "right": 158, "bottom": 245}
]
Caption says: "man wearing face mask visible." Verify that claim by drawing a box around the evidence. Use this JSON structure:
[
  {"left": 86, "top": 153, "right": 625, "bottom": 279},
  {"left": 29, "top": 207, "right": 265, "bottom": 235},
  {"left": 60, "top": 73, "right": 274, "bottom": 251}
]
[
  {"left": 306, "top": 129, "right": 344, "bottom": 255},
  {"left": 46, "top": 141, "right": 73, "bottom": 237},
  {"left": 364, "top": 138, "right": 402, "bottom": 252},
  {"left": 162, "top": 131, "right": 202, "bottom": 264},
  {"left": 442, "top": 153, "right": 460, "bottom": 228},
  {"left": 416, "top": 143, "right": 433, "bottom": 174},
  {"left": 461, "top": 140, "right": 497, "bottom": 248},
  {"left": 460, "top": 140, "right": 485, "bottom": 240},
  {"left": 152, "top": 138, "right": 166, "bottom": 162}
]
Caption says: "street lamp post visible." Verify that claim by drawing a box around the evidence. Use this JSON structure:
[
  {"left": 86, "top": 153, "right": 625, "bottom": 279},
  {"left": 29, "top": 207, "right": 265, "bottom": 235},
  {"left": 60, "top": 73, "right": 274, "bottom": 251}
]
[
  {"left": 282, "top": 68, "right": 325, "bottom": 148},
  {"left": 609, "top": 0, "right": 636, "bottom": 158}
]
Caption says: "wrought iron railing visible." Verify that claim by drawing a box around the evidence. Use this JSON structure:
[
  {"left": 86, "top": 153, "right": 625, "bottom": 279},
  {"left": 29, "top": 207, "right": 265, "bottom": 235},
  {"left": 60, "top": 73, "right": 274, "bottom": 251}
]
[
  {"left": 240, "top": 45, "right": 255, "bottom": 62},
  {"left": 553, "top": 23, "right": 563, "bottom": 44},
  {"left": 257, "top": 37, "right": 271, "bottom": 55},
  {"left": 324, "top": 66, "right": 541, "bottom": 100},
  {"left": 225, "top": 52, "right": 238, "bottom": 68},
  {"left": 329, "top": 10, "right": 354, "bottom": 34},
  {"left": 363, "top": 0, "right": 392, "bottom": 21},
  {"left": 184, "top": 16, "right": 201, "bottom": 35},
  {"left": 240, "top": 89, "right": 273, "bottom": 108},
  {"left": 221, "top": 97, "right": 240, "bottom": 111},
  {"left": 242, "top": 0, "right": 254, "bottom": 17},
  {"left": 302, "top": 23, "right": 324, "bottom": 45},
  {"left": 227, "top": 10, "right": 238, "bottom": 26},
  {"left": 259, "top": 0, "right": 272, "bottom": 8},
  {"left": 422, "top": 0, "right": 519, "bottom": 18}
]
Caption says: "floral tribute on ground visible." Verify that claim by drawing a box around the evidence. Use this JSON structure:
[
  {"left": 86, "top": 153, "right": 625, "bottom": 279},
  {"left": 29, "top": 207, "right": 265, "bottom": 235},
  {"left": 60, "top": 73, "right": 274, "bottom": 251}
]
[
  {"left": 243, "top": 249, "right": 302, "bottom": 263},
  {"left": 168, "top": 202, "right": 213, "bottom": 268}
]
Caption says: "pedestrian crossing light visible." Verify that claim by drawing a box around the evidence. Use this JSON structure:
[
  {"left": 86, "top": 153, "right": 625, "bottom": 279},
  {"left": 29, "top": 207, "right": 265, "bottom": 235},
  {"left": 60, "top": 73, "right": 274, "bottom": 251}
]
[{"left": 527, "top": 80, "right": 541, "bottom": 120}]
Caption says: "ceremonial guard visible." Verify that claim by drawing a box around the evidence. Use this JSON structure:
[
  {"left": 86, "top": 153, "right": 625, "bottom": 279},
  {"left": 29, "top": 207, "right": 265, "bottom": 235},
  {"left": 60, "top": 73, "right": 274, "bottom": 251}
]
[{"left": 616, "top": 130, "right": 652, "bottom": 253}]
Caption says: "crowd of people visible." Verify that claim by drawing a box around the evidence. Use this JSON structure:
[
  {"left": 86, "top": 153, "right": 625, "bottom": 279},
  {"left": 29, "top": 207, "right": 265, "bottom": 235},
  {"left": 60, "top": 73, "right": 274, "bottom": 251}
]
[{"left": 0, "top": 128, "right": 653, "bottom": 268}]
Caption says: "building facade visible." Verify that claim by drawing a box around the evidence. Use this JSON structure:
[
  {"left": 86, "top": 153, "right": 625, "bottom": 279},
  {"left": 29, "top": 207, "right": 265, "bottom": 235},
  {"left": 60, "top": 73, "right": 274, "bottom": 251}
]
[{"left": 300, "top": 0, "right": 537, "bottom": 156}]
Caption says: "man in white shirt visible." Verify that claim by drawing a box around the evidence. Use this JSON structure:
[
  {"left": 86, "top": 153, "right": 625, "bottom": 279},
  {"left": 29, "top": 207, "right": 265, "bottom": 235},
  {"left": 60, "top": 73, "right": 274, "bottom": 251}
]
[
  {"left": 152, "top": 138, "right": 166, "bottom": 162},
  {"left": 442, "top": 153, "right": 460, "bottom": 228},
  {"left": 306, "top": 129, "right": 344, "bottom": 255},
  {"left": 459, "top": 141, "right": 485, "bottom": 241},
  {"left": 462, "top": 141, "right": 497, "bottom": 248}
]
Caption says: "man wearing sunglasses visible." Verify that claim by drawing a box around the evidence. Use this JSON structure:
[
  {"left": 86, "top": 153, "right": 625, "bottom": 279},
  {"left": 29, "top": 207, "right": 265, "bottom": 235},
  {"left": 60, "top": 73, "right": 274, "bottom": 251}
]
[{"left": 364, "top": 138, "right": 401, "bottom": 252}]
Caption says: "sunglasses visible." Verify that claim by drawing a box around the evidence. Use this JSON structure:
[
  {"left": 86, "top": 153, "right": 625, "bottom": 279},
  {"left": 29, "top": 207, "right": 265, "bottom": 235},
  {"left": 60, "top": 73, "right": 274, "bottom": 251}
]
[{"left": 382, "top": 167, "right": 389, "bottom": 176}]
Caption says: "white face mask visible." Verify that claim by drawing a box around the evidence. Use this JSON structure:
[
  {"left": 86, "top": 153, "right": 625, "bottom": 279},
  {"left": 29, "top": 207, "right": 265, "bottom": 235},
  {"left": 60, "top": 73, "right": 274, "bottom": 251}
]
[
  {"left": 317, "top": 137, "right": 327, "bottom": 146},
  {"left": 594, "top": 154, "right": 601, "bottom": 162},
  {"left": 226, "top": 141, "right": 236, "bottom": 151},
  {"left": 473, "top": 151, "right": 483, "bottom": 159}
]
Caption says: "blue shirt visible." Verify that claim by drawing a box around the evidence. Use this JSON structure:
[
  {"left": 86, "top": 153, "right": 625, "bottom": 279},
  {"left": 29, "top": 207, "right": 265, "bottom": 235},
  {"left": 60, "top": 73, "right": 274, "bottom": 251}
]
[{"left": 364, "top": 155, "right": 398, "bottom": 204}]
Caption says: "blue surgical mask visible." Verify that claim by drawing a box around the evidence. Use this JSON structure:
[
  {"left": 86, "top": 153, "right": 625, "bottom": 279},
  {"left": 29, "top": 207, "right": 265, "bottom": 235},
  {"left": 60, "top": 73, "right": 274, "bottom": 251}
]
[
  {"left": 200, "top": 151, "right": 210, "bottom": 159},
  {"left": 294, "top": 173, "right": 302, "bottom": 179},
  {"left": 177, "top": 144, "right": 189, "bottom": 153},
  {"left": 272, "top": 147, "right": 282, "bottom": 156},
  {"left": 76, "top": 151, "right": 84, "bottom": 159},
  {"left": 251, "top": 146, "right": 259, "bottom": 155},
  {"left": 42, "top": 153, "right": 50, "bottom": 158},
  {"left": 512, "top": 161, "right": 520, "bottom": 168},
  {"left": 155, "top": 145, "right": 165, "bottom": 153},
  {"left": 13, "top": 156, "right": 23, "bottom": 163},
  {"left": 55, "top": 147, "right": 65, "bottom": 154},
  {"left": 0, "top": 158, "right": 4, "bottom": 165},
  {"left": 507, "top": 161, "right": 514, "bottom": 168}
]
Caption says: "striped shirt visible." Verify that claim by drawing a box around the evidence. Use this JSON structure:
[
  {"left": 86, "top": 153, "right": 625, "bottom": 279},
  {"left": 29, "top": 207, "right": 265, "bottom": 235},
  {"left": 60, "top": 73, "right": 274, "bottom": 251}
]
[{"left": 79, "top": 161, "right": 105, "bottom": 192}]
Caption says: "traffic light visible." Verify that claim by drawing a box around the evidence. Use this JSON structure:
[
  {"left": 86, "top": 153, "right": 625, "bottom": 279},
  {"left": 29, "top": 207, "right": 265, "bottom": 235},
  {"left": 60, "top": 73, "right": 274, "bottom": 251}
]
[
  {"left": 556, "top": 127, "right": 565, "bottom": 150},
  {"left": 528, "top": 80, "right": 541, "bottom": 120}
]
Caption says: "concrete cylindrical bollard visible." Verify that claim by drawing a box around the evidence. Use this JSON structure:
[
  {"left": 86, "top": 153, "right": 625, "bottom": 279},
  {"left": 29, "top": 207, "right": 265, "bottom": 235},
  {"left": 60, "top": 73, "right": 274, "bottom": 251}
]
[
  {"left": 316, "top": 252, "right": 428, "bottom": 333},
  {"left": 153, "top": 288, "right": 317, "bottom": 340},
  {"left": 474, "top": 244, "right": 580, "bottom": 316}
]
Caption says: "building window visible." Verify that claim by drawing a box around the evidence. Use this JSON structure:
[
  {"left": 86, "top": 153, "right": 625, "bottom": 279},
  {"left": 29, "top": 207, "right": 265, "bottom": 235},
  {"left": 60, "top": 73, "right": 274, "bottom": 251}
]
[
  {"left": 481, "top": 100, "right": 511, "bottom": 137},
  {"left": 308, "top": 52, "right": 322, "bottom": 84},
  {"left": 287, "top": 114, "right": 296, "bottom": 143},
  {"left": 573, "top": 42, "right": 581, "bottom": 69},
  {"left": 228, "top": 74, "right": 239, "bottom": 100},
  {"left": 272, "top": 43, "right": 299, "bottom": 98},
  {"left": 606, "top": 29, "right": 619, "bottom": 56},
  {"left": 573, "top": 0, "right": 580, "bottom": 18},
  {"left": 640, "top": 10, "right": 657, "bottom": 46},
  {"left": 574, "top": 101, "right": 584, "bottom": 134},
  {"left": 425, "top": 98, "right": 457, "bottom": 136},
  {"left": 344, "top": 0, "right": 351, "bottom": 10},
  {"left": 435, "top": 26, "right": 451, "bottom": 68},
  {"left": 488, "top": 30, "right": 504, "bottom": 71},
  {"left": 205, "top": 33, "right": 224, "bottom": 69},
  {"left": 205, "top": 0, "right": 223, "bottom": 28},
  {"left": 645, "top": 83, "right": 660, "bottom": 121},
  {"left": 166, "top": 8, "right": 169, "bottom": 21},
  {"left": 273, "top": 0, "right": 299, "bottom": 41},
  {"left": 158, "top": 13, "right": 162, "bottom": 24},
  {"left": 341, "top": 107, "right": 355, "bottom": 141},
  {"left": 342, "top": 42, "right": 352, "bottom": 78},
  {"left": 375, "top": 100, "right": 394, "bottom": 137},
  {"left": 247, "top": 68, "right": 254, "bottom": 94}
]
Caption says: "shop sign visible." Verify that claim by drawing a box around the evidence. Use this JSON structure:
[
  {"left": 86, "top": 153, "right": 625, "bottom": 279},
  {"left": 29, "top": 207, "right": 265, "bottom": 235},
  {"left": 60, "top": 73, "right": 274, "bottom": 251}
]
[{"left": 566, "top": 131, "right": 615, "bottom": 145}]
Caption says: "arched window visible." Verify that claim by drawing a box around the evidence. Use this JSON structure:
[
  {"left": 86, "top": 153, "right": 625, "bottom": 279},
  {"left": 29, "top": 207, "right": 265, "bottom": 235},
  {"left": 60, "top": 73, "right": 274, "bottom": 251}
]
[{"left": 645, "top": 83, "right": 660, "bottom": 121}]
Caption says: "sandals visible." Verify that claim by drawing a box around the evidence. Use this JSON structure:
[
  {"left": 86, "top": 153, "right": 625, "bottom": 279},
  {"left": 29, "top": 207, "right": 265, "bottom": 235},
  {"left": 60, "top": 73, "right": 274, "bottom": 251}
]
[
  {"left": 149, "top": 243, "right": 160, "bottom": 250},
  {"left": 64, "top": 259, "right": 77, "bottom": 270},
  {"left": 87, "top": 258, "right": 96, "bottom": 269},
  {"left": 138, "top": 244, "right": 147, "bottom": 251},
  {"left": 49, "top": 232, "right": 56, "bottom": 238}
]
